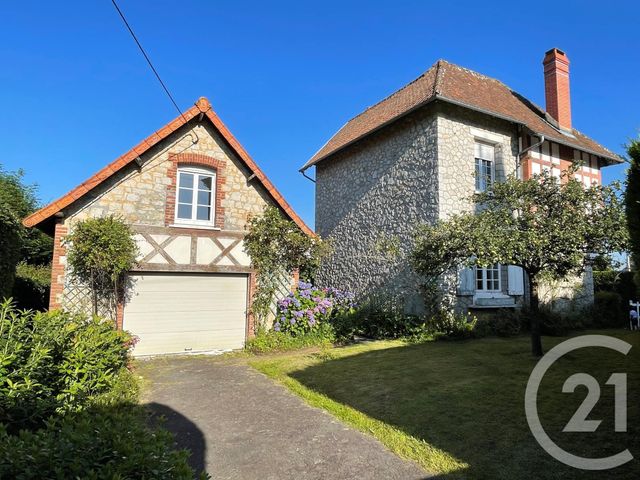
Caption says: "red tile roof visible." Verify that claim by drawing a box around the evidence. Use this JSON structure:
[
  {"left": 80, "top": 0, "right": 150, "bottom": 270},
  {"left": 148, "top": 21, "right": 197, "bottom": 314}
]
[
  {"left": 302, "top": 60, "right": 622, "bottom": 170},
  {"left": 24, "top": 97, "right": 313, "bottom": 236}
]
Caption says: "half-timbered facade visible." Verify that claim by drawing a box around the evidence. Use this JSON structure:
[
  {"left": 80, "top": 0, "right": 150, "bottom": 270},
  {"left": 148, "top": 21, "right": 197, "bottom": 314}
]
[{"left": 25, "top": 97, "right": 310, "bottom": 355}]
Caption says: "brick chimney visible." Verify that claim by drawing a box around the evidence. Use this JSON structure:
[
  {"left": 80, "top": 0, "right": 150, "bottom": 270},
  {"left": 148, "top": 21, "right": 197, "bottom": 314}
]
[{"left": 543, "top": 48, "right": 571, "bottom": 131}]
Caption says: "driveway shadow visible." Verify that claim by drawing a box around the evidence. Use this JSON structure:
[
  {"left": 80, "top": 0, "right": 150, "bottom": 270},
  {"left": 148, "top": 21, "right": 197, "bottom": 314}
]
[{"left": 147, "top": 402, "right": 207, "bottom": 477}]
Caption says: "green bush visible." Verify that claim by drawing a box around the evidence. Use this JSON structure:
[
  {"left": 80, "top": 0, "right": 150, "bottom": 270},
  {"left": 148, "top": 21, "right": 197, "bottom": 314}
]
[
  {"left": 11, "top": 262, "right": 51, "bottom": 311},
  {"left": 0, "top": 402, "right": 202, "bottom": 480},
  {"left": 275, "top": 282, "right": 355, "bottom": 336},
  {"left": 0, "top": 301, "right": 203, "bottom": 478},
  {"left": 425, "top": 310, "right": 477, "bottom": 340},
  {"left": 0, "top": 209, "right": 22, "bottom": 300},
  {"left": 330, "top": 295, "right": 424, "bottom": 340},
  {"left": 473, "top": 310, "right": 523, "bottom": 338},
  {"left": 0, "top": 301, "right": 132, "bottom": 432},
  {"left": 246, "top": 324, "right": 335, "bottom": 354},
  {"left": 591, "top": 291, "right": 625, "bottom": 328},
  {"left": 594, "top": 270, "right": 639, "bottom": 303}
]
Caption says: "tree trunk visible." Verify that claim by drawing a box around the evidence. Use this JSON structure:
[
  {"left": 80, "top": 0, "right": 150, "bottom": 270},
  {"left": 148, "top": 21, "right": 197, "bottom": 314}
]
[
  {"left": 92, "top": 288, "right": 99, "bottom": 317},
  {"left": 529, "top": 275, "right": 543, "bottom": 357}
]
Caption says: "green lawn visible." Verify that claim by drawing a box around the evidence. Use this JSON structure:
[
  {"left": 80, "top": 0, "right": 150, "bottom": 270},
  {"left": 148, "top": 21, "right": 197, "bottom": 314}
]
[{"left": 249, "top": 331, "right": 639, "bottom": 479}]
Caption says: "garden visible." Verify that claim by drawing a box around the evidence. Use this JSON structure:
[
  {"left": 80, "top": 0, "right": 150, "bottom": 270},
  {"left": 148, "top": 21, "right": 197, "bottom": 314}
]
[
  {"left": 0, "top": 300, "right": 206, "bottom": 479},
  {"left": 250, "top": 330, "right": 639, "bottom": 480}
]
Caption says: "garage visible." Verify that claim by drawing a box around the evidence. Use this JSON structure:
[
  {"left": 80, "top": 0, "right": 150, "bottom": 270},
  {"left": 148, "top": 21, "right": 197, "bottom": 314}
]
[{"left": 123, "top": 272, "right": 249, "bottom": 356}]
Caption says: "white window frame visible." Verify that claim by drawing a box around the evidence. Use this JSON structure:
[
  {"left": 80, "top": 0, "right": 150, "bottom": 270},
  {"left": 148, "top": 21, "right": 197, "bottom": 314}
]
[
  {"left": 474, "top": 142, "right": 495, "bottom": 193},
  {"left": 174, "top": 166, "right": 216, "bottom": 227},
  {"left": 475, "top": 263, "right": 502, "bottom": 293}
]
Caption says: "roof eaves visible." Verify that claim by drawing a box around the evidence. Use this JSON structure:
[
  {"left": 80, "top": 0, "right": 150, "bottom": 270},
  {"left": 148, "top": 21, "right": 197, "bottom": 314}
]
[
  {"left": 24, "top": 97, "right": 314, "bottom": 236},
  {"left": 300, "top": 96, "right": 439, "bottom": 171},
  {"left": 434, "top": 94, "right": 622, "bottom": 163}
]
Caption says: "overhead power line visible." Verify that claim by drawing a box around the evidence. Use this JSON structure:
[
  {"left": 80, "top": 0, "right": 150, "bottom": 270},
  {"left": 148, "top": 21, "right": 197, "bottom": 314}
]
[{"left": 110, "top": 0, "right": 188, "bottom": 123}]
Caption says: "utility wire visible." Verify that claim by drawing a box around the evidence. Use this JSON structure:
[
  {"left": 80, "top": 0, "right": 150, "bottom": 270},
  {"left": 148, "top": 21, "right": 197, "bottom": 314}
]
[{"left": 110, "top": 0, "right": 188, "bottom": 123}]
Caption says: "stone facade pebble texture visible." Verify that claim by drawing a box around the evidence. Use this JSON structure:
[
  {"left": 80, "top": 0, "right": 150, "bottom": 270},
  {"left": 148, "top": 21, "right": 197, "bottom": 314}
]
[
  {"left": 69, "top": 123, "right": 271, "bottom": 231},
  {"left": 316, "top": 103, "right": 594, "bottom": 312},
  {"left": 59, "top": 122, "right": 273, "bottom": 314},
  {"left": 316, "top": 110, "right": 438, "bottom": 314}
]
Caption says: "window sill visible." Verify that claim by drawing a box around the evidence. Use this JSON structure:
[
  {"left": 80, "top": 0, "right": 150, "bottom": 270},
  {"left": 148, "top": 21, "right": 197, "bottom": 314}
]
[
  {"left": 169, "top": 224, "right": 221, "bottom": 231},
  {"left": 469, "top": 304, "right": 518, "bottom": 310},
  {"left": 474, "top": 292, "right": 510, "bottom": 299}
]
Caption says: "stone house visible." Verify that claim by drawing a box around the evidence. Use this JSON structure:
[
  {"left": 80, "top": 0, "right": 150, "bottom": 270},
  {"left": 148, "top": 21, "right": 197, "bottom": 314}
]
[
  {"left": 301, "top": 49, "right": 622, "bottom": 314},
  {"left": 24, "top": 97, "right": 311, "bottom": 355}
]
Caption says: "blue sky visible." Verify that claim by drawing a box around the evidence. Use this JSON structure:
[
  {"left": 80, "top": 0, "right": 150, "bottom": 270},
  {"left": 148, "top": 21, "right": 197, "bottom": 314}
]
[{"left": 2, "top": 1, "right": 638, "bottom": 228}]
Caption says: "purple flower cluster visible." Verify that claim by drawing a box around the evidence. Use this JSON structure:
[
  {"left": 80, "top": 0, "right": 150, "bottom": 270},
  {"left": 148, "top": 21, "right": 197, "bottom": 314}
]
[{"left": 273, "top": 281, "right": 355, "bottom": 336}]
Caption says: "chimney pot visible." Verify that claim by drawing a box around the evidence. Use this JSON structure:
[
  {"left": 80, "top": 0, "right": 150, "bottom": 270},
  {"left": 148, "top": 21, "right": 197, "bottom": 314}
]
[{"left": 543, "top": 48, "right": 572, "bottom": 131}]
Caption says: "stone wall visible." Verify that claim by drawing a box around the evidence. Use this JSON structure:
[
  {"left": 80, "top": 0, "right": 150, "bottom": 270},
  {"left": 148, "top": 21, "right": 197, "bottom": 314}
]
[
  {"left": 436, "top": 104, "right": 520, "bottom": 219},
  {"left": 58, "top": 120, "right": 274, "bottom": 314},
  {"left": 67, "top": 121, "right": 272, "bottom": 231},
  {"left": 315, "top": 102, "right": 595, "bottom": 313},
  {"left": 315, "top": 108, "right": 439, "bottom": 313}
]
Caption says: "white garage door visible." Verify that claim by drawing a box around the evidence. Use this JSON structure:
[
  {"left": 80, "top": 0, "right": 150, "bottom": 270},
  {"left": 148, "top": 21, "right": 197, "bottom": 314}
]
[{"left": 123, "top": 273, "right": 248, "bottom": 356}]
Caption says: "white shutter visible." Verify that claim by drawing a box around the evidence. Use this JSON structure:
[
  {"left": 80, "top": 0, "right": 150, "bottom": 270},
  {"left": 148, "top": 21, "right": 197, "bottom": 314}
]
[
  {"left": 507, "top": 266, "right": 524, "bottom": 295},
  {"left": 458, "top": 266, "right": 475, "bottom": 295}
]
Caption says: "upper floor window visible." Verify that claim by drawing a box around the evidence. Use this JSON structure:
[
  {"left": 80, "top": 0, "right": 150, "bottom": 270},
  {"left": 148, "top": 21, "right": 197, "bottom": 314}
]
[
  {"left": 476, "top": 263, "right": 501, "bottom": 292},
  {"left": 475, "top": 142, "right": 495, "bottom": 192},
  {"left": 175, "top": 167, "right": 216, "bottom": 226}
]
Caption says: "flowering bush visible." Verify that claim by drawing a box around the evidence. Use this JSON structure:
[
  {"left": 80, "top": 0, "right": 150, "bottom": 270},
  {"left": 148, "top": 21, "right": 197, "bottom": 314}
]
[{"left": 275, "top": 281, "right": 355, "bottom": 336}]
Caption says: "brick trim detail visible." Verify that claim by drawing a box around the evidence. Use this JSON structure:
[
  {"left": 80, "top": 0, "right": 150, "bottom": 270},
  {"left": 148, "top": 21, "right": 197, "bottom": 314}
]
[
  {"left": 116, "top": 301, "right": 124, "bottom": 330},
  {"left": 165, "top": 153, "right": 227, "bottom": 229},
  {"left": 49, "top": 221, "right": 67, "bottom": 310}
]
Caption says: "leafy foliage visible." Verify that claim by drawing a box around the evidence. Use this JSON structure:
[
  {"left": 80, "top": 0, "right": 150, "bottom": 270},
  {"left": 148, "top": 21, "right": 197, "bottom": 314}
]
[
  {"left": 0, "top": 209, "right": 22, "bottom": 300},
  {"left": 473, "top": 310, "right": 523, "bottom": 338},
  {"left": 0, "top": 165, "right": 53, "bottom": 267},
  {"left": 626, "top": 137, "right": 640, "bottom": 286},
  {"left": 0, "top": 405, "right": 202, "bottom": 480},
  {"left": 275, "top": 281, "right": 355, "bottom": 336},
  {"left": 65, "top": 216, "right": 138, "bottom": 318},
  {"left": 0, "top": 300, "right": 203, "bottom": 478},
  {"left": 244, "top": 206, "right": 329, "bottom": 327},
  {"left": 412, "top": 168, "right": 627, "bottom": 355},
  {"left": 245, "top": 325, "right": 336, "bottom": 354},
  {"left": 0, "top": 301, "right": 133, "bottom": 432},
  {"left": 591, "top": 291, "right": 625, "bottom": 328},
  {"left": 11, "top": 262, "right": 51, "bottom": 311}
]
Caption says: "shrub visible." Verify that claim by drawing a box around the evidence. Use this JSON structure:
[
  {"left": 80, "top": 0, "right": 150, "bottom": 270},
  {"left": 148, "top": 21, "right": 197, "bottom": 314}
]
[
  {"left": 275, "top": 282, "right": 355, "bottom": 336},
  {"left": 590, "top": 291, "right": 625, "bottom": 328},
  {"left": 0, "top": 401, "right": 202, "bottom": 480},
  {"left": 246, "top": 324, "right": 336, "bottom": 354},
  {"left": 0, "top": 301, "right": 132, "bottom": 432},
  {"left": 330, "top": 294, "right": 423, "bottom": 340},
  {"left": 65, "top": 216, "right": 138, "bottom": 318},
  {"left": 425, "top": 310, "right": 477, "bottom": 340},
  {"left": 11, "top": 262, "right": 51, "bottom": 311},
  {"left": 0, "top": 209, "right": 22, "bottom": 300},
  {"left": 473, "top": 310, "right": 523, "bottom": 338},
  {"left": 594, "top": 270, "right": 639, "bottom": 304}
]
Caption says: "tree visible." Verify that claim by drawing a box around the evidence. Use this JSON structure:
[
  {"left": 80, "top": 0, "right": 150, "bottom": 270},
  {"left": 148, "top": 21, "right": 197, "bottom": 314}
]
[
  {"left": 65, "top": 216, "right": 138, "bottom": 321},
  {"left": 0, "top": 165, "right": 53, "bottom": 266},
  {"left": 244, "top": 206, "right": 329, "bottom": 328},
  {"left": 0, "top": 208, "right": 22, "bottom": 299},
  {"left": 412, "top": 168, "right": 627, "bottom": 356},
  {"left": 626, "top": 137, "right": 640, "bottom": 283}
]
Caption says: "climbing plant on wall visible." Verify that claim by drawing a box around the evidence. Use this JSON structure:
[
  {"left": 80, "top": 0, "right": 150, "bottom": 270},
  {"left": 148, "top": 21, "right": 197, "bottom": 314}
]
[
  {"left": 244, "top": 206, "right": 329, "bottom": 328},
  {"left": 64, "top": 216, "right": 138, "bottom": 322}
]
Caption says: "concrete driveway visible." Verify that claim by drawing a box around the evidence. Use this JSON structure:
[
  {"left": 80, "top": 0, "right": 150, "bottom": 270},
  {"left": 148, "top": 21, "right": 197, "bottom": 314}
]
[{"left": 139, "top": 356, "right": 429, "bottom": 480}]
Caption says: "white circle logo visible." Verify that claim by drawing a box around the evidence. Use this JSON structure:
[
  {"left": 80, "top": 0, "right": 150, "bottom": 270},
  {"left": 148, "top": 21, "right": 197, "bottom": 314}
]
[{"left": 524, "top": 335, "right": 634, "bottom": 470}]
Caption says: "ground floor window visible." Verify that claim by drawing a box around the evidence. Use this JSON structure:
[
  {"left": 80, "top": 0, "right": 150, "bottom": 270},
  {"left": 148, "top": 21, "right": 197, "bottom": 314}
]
[{"left": 476, "top": 264, "right": 501, "bottom": 292}]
